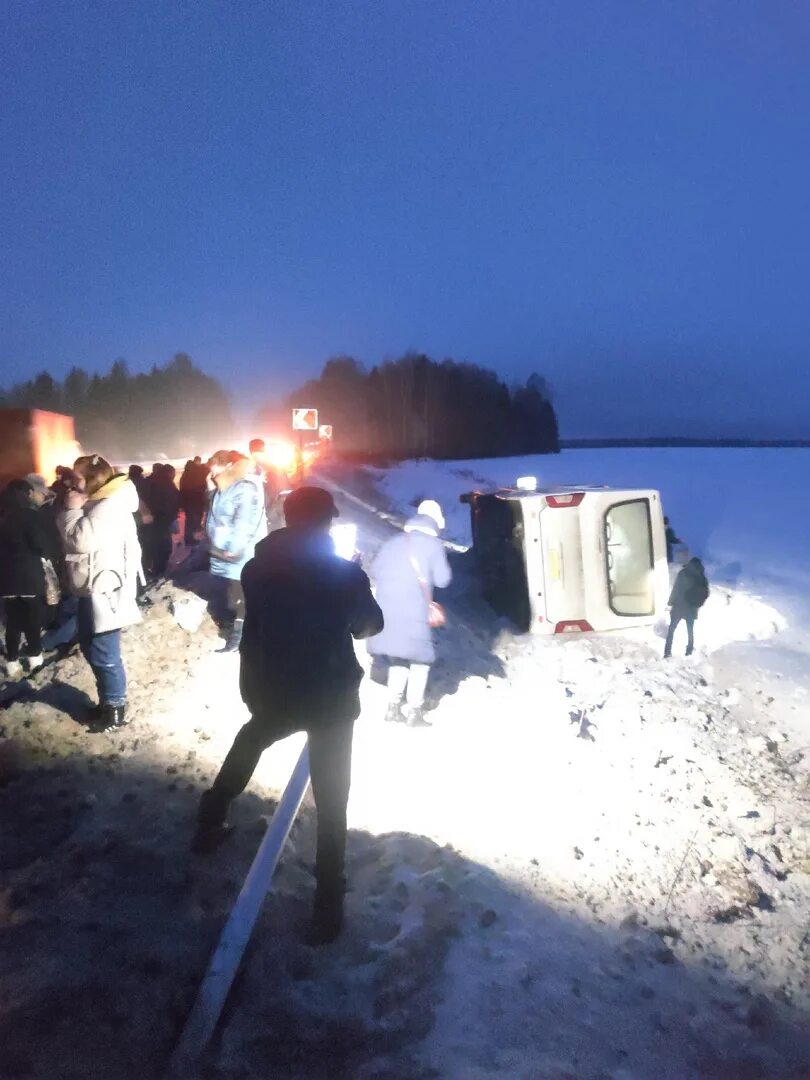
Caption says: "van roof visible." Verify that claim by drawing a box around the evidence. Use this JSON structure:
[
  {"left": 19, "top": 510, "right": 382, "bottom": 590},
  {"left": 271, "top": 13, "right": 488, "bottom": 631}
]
[{"left": 465, "top": 485, "right": 659, "bottom": 500}]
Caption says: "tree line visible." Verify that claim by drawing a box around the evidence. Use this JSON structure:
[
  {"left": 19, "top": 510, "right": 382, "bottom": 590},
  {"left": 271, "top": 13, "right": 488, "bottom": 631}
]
[
  {"left": 259, "top": 354, "right": 559, "bottom": 460},
  {"left": 1, "top": 351, "right": 559, "bottom": 462},
  {"left": 0, "top": 354, "right": 234, "bottom": 460}
]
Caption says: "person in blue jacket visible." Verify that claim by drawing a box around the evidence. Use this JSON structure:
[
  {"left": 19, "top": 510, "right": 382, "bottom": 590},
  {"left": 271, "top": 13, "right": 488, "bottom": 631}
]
[{"left": 206, "top": 450, "right": 267, "bottom": 652}]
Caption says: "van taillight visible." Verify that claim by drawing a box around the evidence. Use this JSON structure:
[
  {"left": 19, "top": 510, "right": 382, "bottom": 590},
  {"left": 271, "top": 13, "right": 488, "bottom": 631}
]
[
  {"left": 546, "top": 493, "right": 584, "bottom": 508},
  {"left": 554, "top": 620, "right": 593, "bottom": 634}
]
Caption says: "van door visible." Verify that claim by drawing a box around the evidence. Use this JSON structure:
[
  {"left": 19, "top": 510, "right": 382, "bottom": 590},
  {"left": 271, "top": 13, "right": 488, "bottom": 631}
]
[
  {"left": 537, "top": 496, "right": 587, "bottom": 631},
  {"left": 604, "top": 498, "right": 655, "bottom": 616}
]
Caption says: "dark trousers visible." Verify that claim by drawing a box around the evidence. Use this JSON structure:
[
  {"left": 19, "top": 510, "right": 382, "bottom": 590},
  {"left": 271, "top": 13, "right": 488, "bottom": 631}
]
[
  {"left": 664, "top": 612, "right": 695, "bottom": 657},
  {"left": 184, "top": 504, "right": 205, "bottom": 546},
  {"left": 77, "top": 598, "right": 127, "bottom": 706},
  {"left": 201, "top": 718, "right": 354, "bottom": 896},
  {"left": 147, "top": 524, "right": 173, "bottom": 579},
  {"left": 4, "top": 597, "right": 43, "bottom": 660},
  {"left": 226, "top": 579, "right": 245, "bottom": 621}
]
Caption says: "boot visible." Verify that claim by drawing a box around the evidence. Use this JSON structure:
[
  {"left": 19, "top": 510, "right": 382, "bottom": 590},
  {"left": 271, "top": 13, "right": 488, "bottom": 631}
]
[
  {"left": 384, "top": 700, "right": 404, "bottom": 724},
  {"left": 25, "top": 654, "right": 44, "bottom": 674},
  {"left": 87, "top": 704, "right": 128, "bottom": 734},
  {"left": 306, "top": 885, "right": 345, "bottom": 946},
  {"left": 191, "top": 789, "right": 233, "bottom": 854},
  {"left": 5, "top": 660, "right": 22, "bottom": 679},
  {"left": 217, "top": 618, "right": 244, "bottom": 653},
  {"left": 403, "top": 705, "right": 431, "bottom": 729}
]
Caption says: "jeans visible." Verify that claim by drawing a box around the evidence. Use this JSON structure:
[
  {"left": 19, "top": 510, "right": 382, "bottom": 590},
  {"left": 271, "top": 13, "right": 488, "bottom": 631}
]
[
  {"left": 664, "top": 612, "right": 695, "bottom": 657},
  {"left": 77, "top": 597, "right": 127, "bottom": 706},
  {"left": 200, "top": 718, "right": 354, "bottom": 897},
  {"left": 4, "top": 597, "right": 43, "bottom": 659}
]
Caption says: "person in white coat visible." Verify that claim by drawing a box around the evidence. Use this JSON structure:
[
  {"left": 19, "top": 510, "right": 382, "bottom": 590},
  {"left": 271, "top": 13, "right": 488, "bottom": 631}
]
[
  {"left": 58, "top": 455, "right": 143, "bottom": 733},
  {"left": 367, "top": 500, "right": 452, "bottom": 727}
]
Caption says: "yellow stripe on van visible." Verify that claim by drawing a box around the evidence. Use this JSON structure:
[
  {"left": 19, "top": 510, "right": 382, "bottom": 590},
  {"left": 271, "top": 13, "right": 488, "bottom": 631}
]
[{"left": 549, "top": 548, "right": 561, "bottom": 581}]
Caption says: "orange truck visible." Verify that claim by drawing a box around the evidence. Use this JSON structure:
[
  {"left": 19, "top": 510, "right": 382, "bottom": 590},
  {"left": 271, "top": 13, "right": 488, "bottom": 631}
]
[{"left": 0, "top": 409, "right": 80, "bottom": 490}]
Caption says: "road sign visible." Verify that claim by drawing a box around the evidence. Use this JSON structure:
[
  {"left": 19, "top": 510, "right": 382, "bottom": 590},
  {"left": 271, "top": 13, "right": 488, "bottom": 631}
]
[
  {"left": 319, "top": 424, "right": 333, "bottom": 440},
  {"left": 292, "top": 408, "right": 318, "bottom": 431}
]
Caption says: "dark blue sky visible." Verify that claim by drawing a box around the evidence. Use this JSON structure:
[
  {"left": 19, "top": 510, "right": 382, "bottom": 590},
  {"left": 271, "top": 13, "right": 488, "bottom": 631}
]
[{"left": 2, "top": 1, "right": 809, "bottom": 438}]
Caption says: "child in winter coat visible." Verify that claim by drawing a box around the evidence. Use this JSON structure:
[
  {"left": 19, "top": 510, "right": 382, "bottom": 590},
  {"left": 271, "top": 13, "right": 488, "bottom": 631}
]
[{"left": 664, "top": 557, "right": 709, "bottom": 658}]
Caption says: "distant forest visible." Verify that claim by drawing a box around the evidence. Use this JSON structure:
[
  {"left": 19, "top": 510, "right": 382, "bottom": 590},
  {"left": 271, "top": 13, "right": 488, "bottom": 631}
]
[
  {"left": 259, "top": 354, "right": 560, "bottom": 460},
  {"left": 0, "top": 354, "right": 234, "bottom": 460},
  {"left": 1, "top": 351, "right": 560, "bottom": 462}
]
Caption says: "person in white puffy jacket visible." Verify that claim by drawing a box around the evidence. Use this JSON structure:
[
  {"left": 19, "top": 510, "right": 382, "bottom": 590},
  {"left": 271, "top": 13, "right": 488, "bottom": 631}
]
[{"left": 58, "top": 455, "right": 143, "bottom": 733}]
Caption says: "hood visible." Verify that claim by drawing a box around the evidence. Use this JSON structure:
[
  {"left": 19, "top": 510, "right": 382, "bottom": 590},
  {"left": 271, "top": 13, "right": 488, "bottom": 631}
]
[
  {"left": 685, "top": 558, "right": 705, "bottom": 577},
  {"left": 89, "top": 475, "right": 139, "bottom": 513},
  {"left": 404, "top": 513, "right": 439, "bottom": 538},
  {"left": 216, "top": 457, "right": 256, "bottom": 492}
]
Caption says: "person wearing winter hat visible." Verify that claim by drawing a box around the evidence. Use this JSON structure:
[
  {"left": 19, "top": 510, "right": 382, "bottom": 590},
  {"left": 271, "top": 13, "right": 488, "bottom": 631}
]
[
  {"left": 193, "top": 485, "right": 383, "bottom": 945},
  {"left": 367, "top": 498, "right": 452, "bottom": 727}
]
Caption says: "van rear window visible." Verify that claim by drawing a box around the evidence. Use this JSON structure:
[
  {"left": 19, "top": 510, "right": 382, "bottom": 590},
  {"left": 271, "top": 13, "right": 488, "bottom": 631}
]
[{"left": 604, "top": 500, "right": 654, "bottom": 617}]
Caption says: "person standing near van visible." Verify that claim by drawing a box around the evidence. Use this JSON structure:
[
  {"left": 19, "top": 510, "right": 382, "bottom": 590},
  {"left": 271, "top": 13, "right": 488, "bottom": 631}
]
[
  {"left": 206, "top": 451, "right": 267, "bottom": 652},
  {"left": 368, "top": 500, "right": 452, "bottom": 727},
  {"left": 664, "top": 557, "right": 709, "bottom": 658},
  {"left": 58, "top": 455, "right": 142, "bottom": 732},
  {"left": 664, "top": 517, "right": 682, "bottom": 564}
]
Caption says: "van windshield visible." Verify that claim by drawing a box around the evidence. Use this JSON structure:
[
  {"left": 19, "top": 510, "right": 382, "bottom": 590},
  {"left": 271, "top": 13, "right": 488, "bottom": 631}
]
[{"left": 604, "top": 499, "right": 654, "bottom": 616}]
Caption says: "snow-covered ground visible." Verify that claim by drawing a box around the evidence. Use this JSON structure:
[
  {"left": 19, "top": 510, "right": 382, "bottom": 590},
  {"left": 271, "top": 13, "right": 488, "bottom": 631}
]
[
  {"left": 368, "top": 447, "right": 810, "bottom": 631},
  {"left": 2, "top": 449, "right": 810, "bottom": 1078}
]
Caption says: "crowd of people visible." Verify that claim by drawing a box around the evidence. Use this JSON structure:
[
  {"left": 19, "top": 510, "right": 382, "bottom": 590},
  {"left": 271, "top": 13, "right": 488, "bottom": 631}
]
[{"left": 0, "top": 449, "right": 708, "bottom": 941}]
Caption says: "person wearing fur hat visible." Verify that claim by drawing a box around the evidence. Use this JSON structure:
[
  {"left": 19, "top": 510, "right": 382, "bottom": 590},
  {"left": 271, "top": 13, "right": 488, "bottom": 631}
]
[
  {"left": 193, "top": 486, "right": 383, "bottom": 945},
  {"left": 367, "top": 499, "right": 452, "bottom": 727},
  {"left": 206, "top": 451, "right": 268, "bottom": 652}
]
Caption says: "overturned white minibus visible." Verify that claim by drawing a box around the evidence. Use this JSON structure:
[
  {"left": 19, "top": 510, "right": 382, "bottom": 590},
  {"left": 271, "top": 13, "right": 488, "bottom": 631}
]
[{"left": 461, "top": 481, "right": 669, "bottom": 634}]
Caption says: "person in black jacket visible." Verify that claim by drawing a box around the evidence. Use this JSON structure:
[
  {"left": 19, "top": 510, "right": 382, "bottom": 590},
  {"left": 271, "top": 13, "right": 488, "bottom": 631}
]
[
  {"left": 0, "top": 479, "right": 60, "bottom": 678},
  {"left": 193, "top": 486, "right": 383, "bottom": 944},
  {"left": 179, "top": 457, "right": 209, "bottom": 546},
  {"left": 143, "top": 463, "right": 180, "bottom": 579},
  {"left": 664, "top": 557, "right": 709, "bottom": 658}
]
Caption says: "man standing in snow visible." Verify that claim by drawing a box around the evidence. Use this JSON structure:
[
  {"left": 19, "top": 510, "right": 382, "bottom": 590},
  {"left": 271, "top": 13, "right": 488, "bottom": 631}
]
[
  {"left": 664, "top": 557, "right": 709, "bottom": 658},
  {"left": 193, "top": 486, "right": 383, "bottom": 944}
]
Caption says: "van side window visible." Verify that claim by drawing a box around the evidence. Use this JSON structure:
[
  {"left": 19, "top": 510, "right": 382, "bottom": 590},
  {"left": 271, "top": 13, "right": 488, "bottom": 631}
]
[{"left": 604, "top": 500, "right": 654, "bottom": 616}]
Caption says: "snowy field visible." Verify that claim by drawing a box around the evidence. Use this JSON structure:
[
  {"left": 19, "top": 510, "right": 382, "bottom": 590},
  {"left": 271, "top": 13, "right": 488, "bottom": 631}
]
[
  {"left": 367, "top": 447, "right": 810, "bottom": 632},
  {"left": 2, "top": 450, "right": 810, "bottom": 1077}
]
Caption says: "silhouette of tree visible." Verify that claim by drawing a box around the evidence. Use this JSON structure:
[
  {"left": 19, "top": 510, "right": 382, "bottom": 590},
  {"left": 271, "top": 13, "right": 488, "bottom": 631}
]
[
  {"left": 264, "top": 353, "right": 560, "bottom": 460},
  {"left": 0, "top": 354, "right": 234, "bottom": 460}
]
